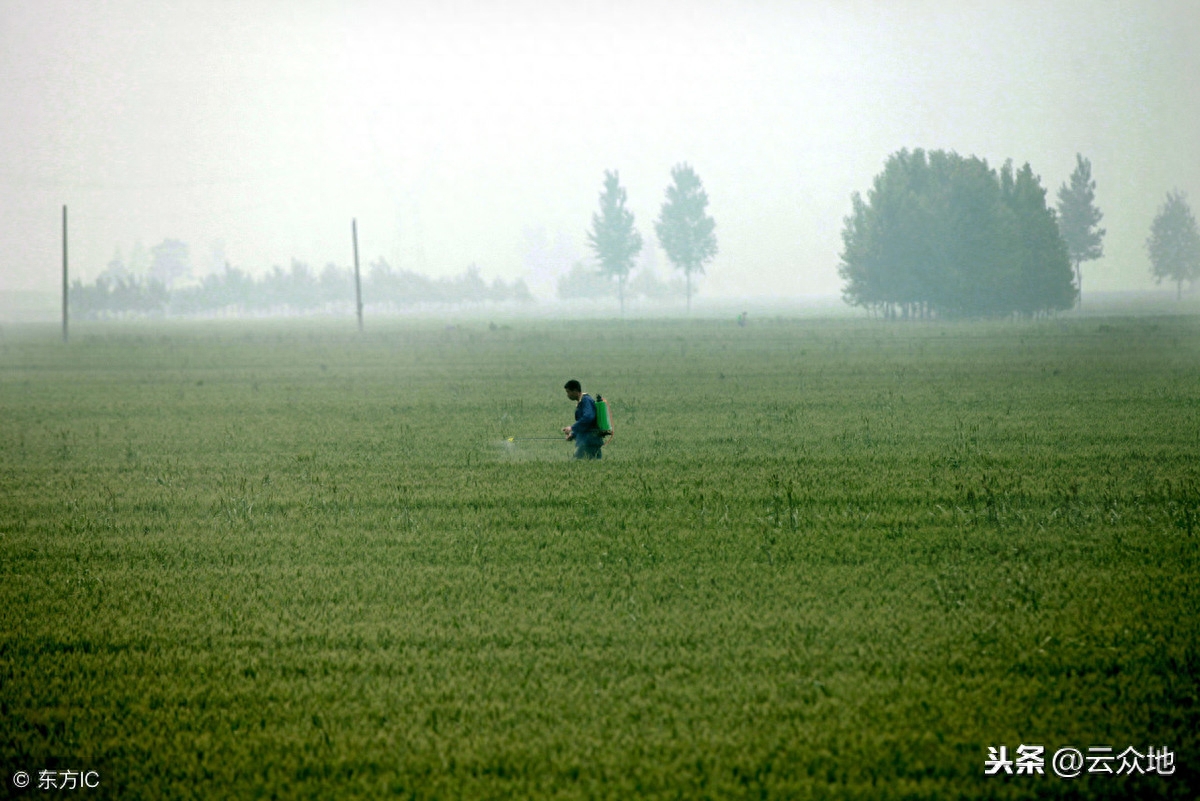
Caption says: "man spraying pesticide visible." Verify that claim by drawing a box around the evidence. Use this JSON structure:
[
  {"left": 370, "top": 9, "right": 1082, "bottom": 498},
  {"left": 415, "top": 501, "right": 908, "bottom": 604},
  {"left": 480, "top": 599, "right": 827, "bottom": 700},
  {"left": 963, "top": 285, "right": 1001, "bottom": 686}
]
[{"left": 561, "top": 379, "right": 612, "bottom": 460}]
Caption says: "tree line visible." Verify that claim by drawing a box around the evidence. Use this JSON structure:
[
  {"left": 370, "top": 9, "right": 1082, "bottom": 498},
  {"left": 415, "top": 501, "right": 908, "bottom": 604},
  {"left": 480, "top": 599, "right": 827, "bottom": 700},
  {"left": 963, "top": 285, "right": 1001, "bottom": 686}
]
[
  {"left": 74, "top": 162, "right": 721, "bottom": 320},
  {"left": 69, "top": 259, "right": 532, "bottom": 319},
  {"left": 68, "top": 152, "right": 1198, "bottom": 321}
]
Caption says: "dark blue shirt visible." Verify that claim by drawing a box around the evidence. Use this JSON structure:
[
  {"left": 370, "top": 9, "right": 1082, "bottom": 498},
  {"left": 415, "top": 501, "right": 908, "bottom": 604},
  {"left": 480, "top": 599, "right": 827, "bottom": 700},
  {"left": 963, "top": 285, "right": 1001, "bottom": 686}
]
[{"left": 571, "top": 394, "right": 602, "bottom": 446}]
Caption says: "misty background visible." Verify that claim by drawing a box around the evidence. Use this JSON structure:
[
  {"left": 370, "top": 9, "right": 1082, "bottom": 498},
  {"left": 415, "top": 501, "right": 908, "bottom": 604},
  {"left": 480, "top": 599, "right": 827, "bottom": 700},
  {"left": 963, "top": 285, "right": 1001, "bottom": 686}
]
[{"left": 2, "top": 0, "right": 1198, "bottom": 316}]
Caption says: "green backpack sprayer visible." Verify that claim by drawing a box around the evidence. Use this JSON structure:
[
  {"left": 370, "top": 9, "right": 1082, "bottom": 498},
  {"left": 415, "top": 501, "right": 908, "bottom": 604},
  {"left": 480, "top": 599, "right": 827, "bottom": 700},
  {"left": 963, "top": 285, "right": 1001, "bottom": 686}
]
[{"left": 596, "top": 394, "right": 613, "bottom": 439}]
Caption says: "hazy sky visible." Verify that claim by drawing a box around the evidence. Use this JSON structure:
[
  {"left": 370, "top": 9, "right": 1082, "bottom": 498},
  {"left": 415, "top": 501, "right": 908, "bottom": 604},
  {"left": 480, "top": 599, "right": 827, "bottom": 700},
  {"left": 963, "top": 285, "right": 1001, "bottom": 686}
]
[{"left": 2, "top": 0, "right": 1198, "bottom": 300}]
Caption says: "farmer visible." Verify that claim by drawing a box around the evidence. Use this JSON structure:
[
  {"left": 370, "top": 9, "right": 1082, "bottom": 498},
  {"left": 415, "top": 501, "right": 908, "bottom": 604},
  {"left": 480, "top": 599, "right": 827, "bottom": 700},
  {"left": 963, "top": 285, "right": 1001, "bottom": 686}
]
[{"left": 562, "top": 379, "right": 603, "bottom": 460}]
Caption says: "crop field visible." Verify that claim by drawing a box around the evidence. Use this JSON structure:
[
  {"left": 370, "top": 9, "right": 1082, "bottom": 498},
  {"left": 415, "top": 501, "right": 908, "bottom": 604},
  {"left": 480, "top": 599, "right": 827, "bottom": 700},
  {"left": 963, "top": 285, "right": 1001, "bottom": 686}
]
[{"left": 1, "top": 315, "right": 1198, "bottom": 799}]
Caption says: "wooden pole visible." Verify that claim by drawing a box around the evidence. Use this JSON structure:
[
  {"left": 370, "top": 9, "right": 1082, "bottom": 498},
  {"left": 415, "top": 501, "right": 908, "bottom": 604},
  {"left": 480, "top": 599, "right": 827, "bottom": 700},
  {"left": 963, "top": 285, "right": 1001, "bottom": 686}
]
[
  {"left": 62, "top": 205, "right": 68, "bottom": 343},
  {"left": 352, "top": 218, "right": 363, "bottom": 332}
]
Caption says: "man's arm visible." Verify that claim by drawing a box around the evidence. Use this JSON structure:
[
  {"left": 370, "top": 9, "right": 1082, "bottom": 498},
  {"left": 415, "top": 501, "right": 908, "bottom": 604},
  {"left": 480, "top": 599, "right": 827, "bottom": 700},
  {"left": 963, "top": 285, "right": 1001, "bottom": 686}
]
[{"left": 571, "top": 395, "right": 597, "bottom": 437}]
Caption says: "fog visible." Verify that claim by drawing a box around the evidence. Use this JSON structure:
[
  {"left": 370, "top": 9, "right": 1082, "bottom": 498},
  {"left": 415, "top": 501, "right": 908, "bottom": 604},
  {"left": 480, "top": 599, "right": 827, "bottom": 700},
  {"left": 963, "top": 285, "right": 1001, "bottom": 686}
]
[{"left": 1, "top": 0, "right": 1198, "bottom": 310}]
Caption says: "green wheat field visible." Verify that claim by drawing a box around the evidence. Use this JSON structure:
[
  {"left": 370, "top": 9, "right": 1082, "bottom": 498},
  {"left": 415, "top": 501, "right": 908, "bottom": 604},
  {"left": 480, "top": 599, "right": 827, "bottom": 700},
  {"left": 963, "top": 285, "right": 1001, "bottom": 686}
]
[{"left": 2, "top": 315, "right": 1198, "bottom": 799}]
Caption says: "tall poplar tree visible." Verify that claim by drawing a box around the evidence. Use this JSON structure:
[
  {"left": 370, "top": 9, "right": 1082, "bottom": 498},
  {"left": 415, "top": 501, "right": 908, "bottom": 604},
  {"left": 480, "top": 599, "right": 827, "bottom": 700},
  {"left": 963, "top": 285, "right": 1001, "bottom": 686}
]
[
  {"left": 587, "top": 170, "right": 642, "bottom": 315},
  {"left": 1147, "top": 191, "right": 1200, "bottom": 300},
  {"left": 655, "top": 163, "right": 717, "bottom": 313},
  {"left": 1056, "top": 154, "right": 1105, "bottom": 308}
]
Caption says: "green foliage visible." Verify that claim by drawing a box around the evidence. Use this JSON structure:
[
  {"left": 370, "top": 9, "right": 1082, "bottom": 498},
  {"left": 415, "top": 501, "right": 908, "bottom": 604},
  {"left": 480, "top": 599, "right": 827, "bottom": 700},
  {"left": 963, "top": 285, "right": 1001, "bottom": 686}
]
[
  {"left": 367, "top": 261, "right": 532, "bottom": 308},
  {"left": 627, "top": 267, "right": 686, "bottom": 301},
  {"left": 70, "top": 261, "right": 532, "bottom": 318},
  {"left": 1056, "top": 154, "right": 1106, "bottom": 305},
  {"left": 148, "top": 238, "right": 191, "bottom": 288},
  {"left": 1147, "top": 191, "right": 1200, "bottom": 300},
  {"left": 655, "top": 163, "right": 718, "bottom": 311},
  {"left": 840, "top": 149, "right": 1076, "bottom": 318},
  {"left": 69, "top": 275, "right": 169, "bottom": 317},
  {"left": 556, "top": 260, "right": 616, "bottom": 300},
  {"left": 587, "top": 170, "right": 643, "bottom": 314},
  {"left": 2, "top": 317, "right": 1198, "bottom": 798},
  {"left": 556, "top": 263, "right": 685, "bottom": 304}
]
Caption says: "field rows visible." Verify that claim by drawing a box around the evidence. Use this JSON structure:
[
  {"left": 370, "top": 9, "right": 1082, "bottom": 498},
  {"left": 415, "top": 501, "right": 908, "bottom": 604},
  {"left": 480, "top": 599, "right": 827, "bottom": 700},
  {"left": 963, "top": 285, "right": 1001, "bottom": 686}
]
[{"left": 2, "top": 316, "right": 1198, "bottom": 798}]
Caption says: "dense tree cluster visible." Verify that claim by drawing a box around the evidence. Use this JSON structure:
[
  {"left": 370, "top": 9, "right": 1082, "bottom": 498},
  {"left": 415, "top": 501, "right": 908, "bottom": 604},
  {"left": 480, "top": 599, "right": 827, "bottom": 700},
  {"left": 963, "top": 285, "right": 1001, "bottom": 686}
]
[
  {"left": 70, "top": 259, "right": 531, "bottom": 319},
  {"left": 839, "top": 149, "right": 1076, "bottom": 318}
]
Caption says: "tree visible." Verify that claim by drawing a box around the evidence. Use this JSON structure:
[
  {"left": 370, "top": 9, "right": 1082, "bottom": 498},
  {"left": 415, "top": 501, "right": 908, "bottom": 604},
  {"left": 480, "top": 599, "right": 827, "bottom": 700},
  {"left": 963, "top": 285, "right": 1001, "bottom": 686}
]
[
  {"left": 839, "top": 149, "right": 1075, "bottom": 318},
  {"left": 1147, "top": 191, "right": 1200, "bottom": 300},
  {"left": 628, "top": 266, "right": 686, "bottom": 301},
  {"left": 149, "top": 239, "right": 191, "bottom": 289},
  {"left": 557, "top": 260, "right": 617, "bottom": 301},
  {"left": 586, "top": 170, "right": 643, "bottom": 315},
  {"left": 1056, "top": 154, "right": 1105, "bottom": 307},
  {"left": 1001, "top": 161, "right": 1076, "bottom": 316},
  {"left": 655, "top": 163, "right": 717, "bottom": 312},
  {"left": 128, "top": 241, "right": 150, "bottom": 275}
]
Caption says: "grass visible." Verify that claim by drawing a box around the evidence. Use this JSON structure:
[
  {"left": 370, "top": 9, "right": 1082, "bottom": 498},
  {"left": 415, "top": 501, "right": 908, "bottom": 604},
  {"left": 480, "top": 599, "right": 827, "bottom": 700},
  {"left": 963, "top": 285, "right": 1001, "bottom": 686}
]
[{"left": 1, "top": 314, "right": 1198, "bottom": 799}]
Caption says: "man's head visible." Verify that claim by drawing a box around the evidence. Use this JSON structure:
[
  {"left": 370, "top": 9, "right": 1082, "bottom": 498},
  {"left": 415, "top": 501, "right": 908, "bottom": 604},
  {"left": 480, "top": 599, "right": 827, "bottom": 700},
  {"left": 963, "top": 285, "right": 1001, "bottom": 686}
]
[{"left": 564, "top": 379, "right": 582, "bottom": 401}]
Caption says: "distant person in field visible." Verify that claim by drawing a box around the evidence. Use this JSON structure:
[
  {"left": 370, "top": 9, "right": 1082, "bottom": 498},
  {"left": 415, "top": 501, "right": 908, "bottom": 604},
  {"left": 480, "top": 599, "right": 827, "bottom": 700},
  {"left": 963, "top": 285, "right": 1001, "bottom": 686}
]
[{"left": 562, "top": 379, "right": 603, "bottom": 460}]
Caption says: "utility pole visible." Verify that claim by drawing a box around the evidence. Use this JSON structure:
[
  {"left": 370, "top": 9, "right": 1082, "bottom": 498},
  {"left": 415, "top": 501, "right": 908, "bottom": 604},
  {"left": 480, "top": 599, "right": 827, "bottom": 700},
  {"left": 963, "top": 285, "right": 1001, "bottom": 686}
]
[
  {"left": 352, "top": 218, "right": 363, "bottom": 332},
  {"left": 62, "top": 205, "right": 68, "bottom": 343}
]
